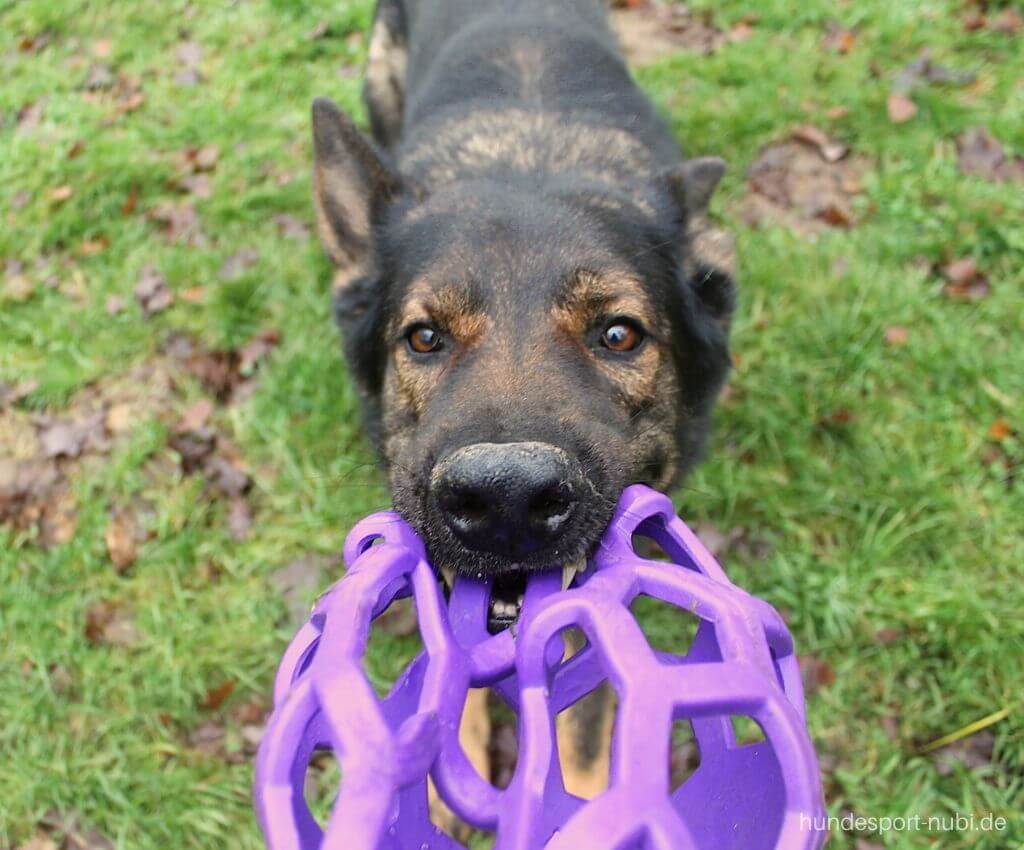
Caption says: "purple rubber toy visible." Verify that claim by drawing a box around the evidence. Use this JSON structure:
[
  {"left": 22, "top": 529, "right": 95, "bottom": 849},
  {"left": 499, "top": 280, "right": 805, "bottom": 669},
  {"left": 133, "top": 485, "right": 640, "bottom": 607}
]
[{"left": 254, "top": 484, "right": 827, "bottom": 850}]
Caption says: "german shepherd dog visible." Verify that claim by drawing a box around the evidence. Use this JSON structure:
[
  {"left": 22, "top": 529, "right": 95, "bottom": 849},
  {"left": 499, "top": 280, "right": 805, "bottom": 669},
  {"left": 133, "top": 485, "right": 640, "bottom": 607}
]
[{"left": 311, "top": 0, "right": 736, "bottom": 823}]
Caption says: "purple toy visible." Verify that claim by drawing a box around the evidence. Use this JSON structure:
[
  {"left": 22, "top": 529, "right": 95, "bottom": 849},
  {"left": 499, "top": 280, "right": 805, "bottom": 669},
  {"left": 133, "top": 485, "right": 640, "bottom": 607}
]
[{"left": 255, "top": 485, "right": 827, "bottom": 850}]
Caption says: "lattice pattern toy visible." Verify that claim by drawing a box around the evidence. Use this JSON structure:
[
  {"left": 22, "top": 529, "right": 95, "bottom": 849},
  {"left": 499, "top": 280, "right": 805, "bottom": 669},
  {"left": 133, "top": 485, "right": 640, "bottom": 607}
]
[{"left": 254, "top": 485, "right": 827, "bottom": 850}]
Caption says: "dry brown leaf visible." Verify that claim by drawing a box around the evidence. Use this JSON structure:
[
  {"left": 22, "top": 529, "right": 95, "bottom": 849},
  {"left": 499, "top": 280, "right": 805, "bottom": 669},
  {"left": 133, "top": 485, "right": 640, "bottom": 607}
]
[
  {"left": 104, "top": 509, "right": 139, "bottom": 573},
  {"left": 792, "top": 124, "right": 849, "bottom": 162},
  {"left": 121, "top": 184, "right": 139, "bottom": 216},
  {"left": 134, "top": 265, "right": 174, "bottom": 316},
  {"left": 611, "top": 2, "right": 724, "bottom": 64},
  {"left": 147, "top": 201, "right": 205, "bottom": 245},
  {"left": 189, "top": 720, "right": 226, "bottom": 756},
  {"left": 941, "top": 257, "right": 991, "bottom": 300},
  {"left": 887, "top": 93, "right": 918, "bottom": 123},
  {"left": 227, "top": 497, "right": 253, "bottom": 540},
  {"left": 988, "top": 419, "right": 1012, "bottom": 442},
  {"left": 38, "top": 413, "right": 108, "bottom": 459},
  {"left": 202, "top": 679, "right": 237, "bottom": 711},
  {"left": 822, "top": 22, "right": 857, "bottom": 54},
  {"left": 219, "top": 247, "right": 260, "bottom": 280},
  {"left": 799, "top": 654, "right": 836, "bottom": 695},
  {"left": 84, "top": 600, "right": 140, "bottom": 648},
  {"left": 47, "top": 185, "right": 74, "bottom": 204},
  {"left": 176, "top": 398, "right": 214, "bottom": 433},
  {"left": 273, "top": 213, "right": 310, "bottom": 240},
  {"left": 104, "top": 295, "right": 124, "bottom": 316},
  {"left": 238, "top": 328, "right": 282, "bottom": 373},
  {"left": 956, "top": 127, "right": 1024, "bottom": 183},
  {"left": 991, "top": 8, "right": 1024, "bottom": 34},
  {"left": 16, "top": 101, "right": 45, "bottom": 134},
  {"left": 884, "top": 325, "right": 910, "bottom": 346}
]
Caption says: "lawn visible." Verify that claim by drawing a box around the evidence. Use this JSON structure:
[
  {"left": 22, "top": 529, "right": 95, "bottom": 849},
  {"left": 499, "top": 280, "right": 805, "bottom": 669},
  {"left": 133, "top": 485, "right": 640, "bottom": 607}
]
[{"left": 1, "top": 0, "right": 1022, "bottom": 848}]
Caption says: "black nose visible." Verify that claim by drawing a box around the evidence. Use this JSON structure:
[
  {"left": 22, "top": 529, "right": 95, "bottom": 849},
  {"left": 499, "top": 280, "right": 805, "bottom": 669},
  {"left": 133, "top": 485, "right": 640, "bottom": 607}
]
[{"left": 432, "top": 442, "right": 581, "bottom": 559}]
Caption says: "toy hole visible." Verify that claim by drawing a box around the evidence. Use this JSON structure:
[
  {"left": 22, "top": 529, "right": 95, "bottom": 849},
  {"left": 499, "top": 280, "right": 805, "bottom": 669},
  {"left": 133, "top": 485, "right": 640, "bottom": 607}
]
[
  {"left": 364, "top": 597, "right": 425, "bottom": 697},
  {"left": 628, "top": 594, "right": 702, "bottom": 661},
  {"left": 304, "top": 747, "right": 341, "bottom": 829},
  {"left": 631, "top": 516, "right": 696, "bottom": 571},
  {"left": 427, "top": 777, "right": 491, "bottom": 846},
  {"left": 487, "top": 690, "right": 519, "bottom": 790},
  {"left": 555, "top": 680, "right": 617, "bottom": 800},
  {"left": 356, "top": 533, "right": 385, "bottom": 555},
  {"left": 669, "top": 718, "right": 702, "bottom": 792},
  {"left": 729, "top": 715, "right": 766, "bottom": 748}
]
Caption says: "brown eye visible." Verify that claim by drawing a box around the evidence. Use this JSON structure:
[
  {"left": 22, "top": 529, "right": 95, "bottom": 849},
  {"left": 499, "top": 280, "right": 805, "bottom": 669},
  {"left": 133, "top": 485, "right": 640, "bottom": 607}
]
[
  {"left": 407, "top": 324, "right": 443, "bottom": 354},
  {"left": 601, "top": 319, "right": 643, "bottom": 352}
]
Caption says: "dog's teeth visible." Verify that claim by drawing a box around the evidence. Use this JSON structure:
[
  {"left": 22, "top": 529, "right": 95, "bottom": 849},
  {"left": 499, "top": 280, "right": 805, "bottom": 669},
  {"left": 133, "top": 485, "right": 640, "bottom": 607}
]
[
  {"left": 440, "top": 567, "right": 456, "bottom": 588},
  {"left": 517, "top": 594, "right": 525, "bottom": 607},
  {"left": 562, "top": 565, "right": 576, "bottom": 590}
]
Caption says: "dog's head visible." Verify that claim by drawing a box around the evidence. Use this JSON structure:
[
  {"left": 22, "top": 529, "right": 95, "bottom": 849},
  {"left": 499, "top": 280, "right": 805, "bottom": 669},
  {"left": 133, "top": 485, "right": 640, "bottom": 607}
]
[{"left": 312, "top": 99, "right": 735, "bottom": 614}]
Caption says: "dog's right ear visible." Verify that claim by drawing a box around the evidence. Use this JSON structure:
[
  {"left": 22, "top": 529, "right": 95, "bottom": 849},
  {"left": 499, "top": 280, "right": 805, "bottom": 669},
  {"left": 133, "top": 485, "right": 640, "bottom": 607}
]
[{"left": 311, "top": 97, "right": 401, "bottom": 270}]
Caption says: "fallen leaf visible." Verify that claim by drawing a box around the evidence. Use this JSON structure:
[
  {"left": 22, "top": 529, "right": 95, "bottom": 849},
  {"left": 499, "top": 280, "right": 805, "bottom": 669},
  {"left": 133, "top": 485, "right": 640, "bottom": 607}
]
[
  {"left": 178, "top": 144, "right": 220, "bottom": 174},
  {"left": 179, "top": 173, "right": 211, "bottom": 198},
  {"left": 92, "top": 39, "right": 113, "bottom": 58},
  {"left": 104, "top": 509, "right": 139, "bottom": 572},
  {"left": 727, "top": 20, "right": 754, "bottom": 43},
  {"left": 237, "top": 328, "right": 281, "bottom": 373},
  {"left": 307, "top": 20, "right": 330, "bottom": 40},
  {"left": 202, "top": 679, "right": 237, "bottom": 710},
  {"left": 16, "top": 101, "right": 45, "bottom": 134},
  {"left": 47, "top": 185, "right": 74, "bottom": 204},
  {"left": 988, "top": 419, "right": 1012, "bottom": 442},
  {"left": 0, "top": 378, "right": 39, "bottom": 408},
  {"left": 956, "top": 127, "right": 1024, "bottom": 183},
  {"left": 11, "top": 190, "right": 31, "bottom": 210},
  {"left": 189, "top": 720, "right": 226, "bottom": 756},
  {"left": 822, "top": 22, "right": 857, "bottom": 54},
  {"left": 38, "top": 413, "right": 108, "bottom": 459},
  {"left": 799, "top": 654, "right": 836, "bottom": 695},
  {"left": 611, "top": 2, "right": 725, "bottom": 65},
  {"left": 991, "top": 8, "right": 1024, "bottom": 34},
  {"left": 134, "top": 265, "right": 174, "bottom": 316},
  {"left": 77, "top": 236, "right": 109, "bottom": 256},
  {"left": 941, "top": 257, "right": 991, "bottom": 300},
  {"left": 270, "top": 554, "right": 343, "bottom": 625},
  {"left": 104, "top": 295, "right": 124, "bottom": 316},
  {"left": 219, "top": 247, "right": 260, "bottom": 280},
  {"left": 893, "top": 55, "right": 976, "bottom": 93},
  {"left": 175, "top": 41, "right": 204, "bottom": 86},
  {"left": 887, "top": 93, "right": 918, "bottom": 123},
  {"left": 18, "top": 32, "right": 52, "bottom": 53},
  {"left": 884, "top": 325, "right": 910, "bottom": 346},
  {"left": 875, "top": 626, "right": 903, "bottom": 645},
  {"left": 744, "top": 139, "right": 868, "bottom": 234},
  {"left": 121, "top": 183, "right": 139, "bottom": 216},
  {"left": 3, "top": 273, "right": 35, "bottom": 302},
  {"left": 792, "top": 124, "right": 849, "bottom": 162},
  {"left": 175, "top": 398, "right": 214, "bottom": 433},
  {"left": 84, "top": 600, "right": 140, "bottom": 648},
  {"left": 817, "top": 408, "right": 856, "bottom": 429},
  {"left": 39, "top": 811, "right": 114, "bottom": 850},
  {"left": 179, "top": 285, "right": 207, "bottom": 304},
  {"left": 67, "top": 140, "right": 86, "bottom": 159},
  {"left": 963, "top": 8, "right": 988, "bottom": 31},
  {"left": 204, "top": 451, "right": 251, "bottom": 498},
  {"left": 84, "top": 63, "right": 114, "bottom": 90},
  {"left": 273, "top": 213, "right": 310, "bottom": 240},
  {"left": 147, "top": 201, "right": 205, "bottom": 245},
  {"left": 932, "top": 730, "right": 995, "bottom": 775},
  {"left": 227, "top": 497, "right": 253, "bottom": 540}
]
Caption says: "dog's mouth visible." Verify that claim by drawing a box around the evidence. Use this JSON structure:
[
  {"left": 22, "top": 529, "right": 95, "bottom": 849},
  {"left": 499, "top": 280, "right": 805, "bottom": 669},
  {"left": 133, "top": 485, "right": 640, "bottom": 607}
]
[{"left": 440, "top": 561, "right": 585, "bottom": 632}]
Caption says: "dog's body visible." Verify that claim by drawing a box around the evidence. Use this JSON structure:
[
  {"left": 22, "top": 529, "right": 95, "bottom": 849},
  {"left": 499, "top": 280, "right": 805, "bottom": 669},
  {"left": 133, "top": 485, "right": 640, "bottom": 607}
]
[{"left": 311, "top": 0, "right": 736, "bottom": 826}]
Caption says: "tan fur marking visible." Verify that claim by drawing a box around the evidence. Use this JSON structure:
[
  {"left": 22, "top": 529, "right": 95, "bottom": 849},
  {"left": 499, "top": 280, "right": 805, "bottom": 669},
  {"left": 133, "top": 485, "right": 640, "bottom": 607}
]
[
  {"left": 427, "top": 688, "right": 491, "bottom": 839},
  {"left": 557, "top": 683, "right": 616, "bottom": 800}
]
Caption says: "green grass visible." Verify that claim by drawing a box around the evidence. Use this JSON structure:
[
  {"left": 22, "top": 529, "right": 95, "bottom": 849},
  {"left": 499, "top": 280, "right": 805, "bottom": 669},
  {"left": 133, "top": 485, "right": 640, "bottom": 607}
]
[{"left": 1, "top": 0, "right": 1023, "bottom": 848}]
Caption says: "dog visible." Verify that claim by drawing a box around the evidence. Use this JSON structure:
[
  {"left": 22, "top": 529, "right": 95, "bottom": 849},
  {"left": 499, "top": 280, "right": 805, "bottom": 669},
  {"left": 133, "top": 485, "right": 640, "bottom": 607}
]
[{"left": 311, "top": 0, "right": 736, "bottom": 829}]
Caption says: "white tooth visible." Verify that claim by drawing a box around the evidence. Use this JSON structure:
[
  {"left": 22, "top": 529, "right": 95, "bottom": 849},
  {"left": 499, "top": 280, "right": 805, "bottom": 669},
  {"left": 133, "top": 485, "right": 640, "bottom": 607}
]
[
  {"left": 441, "top": 567, "right": 456, "bottom": 588},
  {"left": 561, "top": 565, "right": 576, "bottom": 590},
  {"left": 517, "top": 594, "right": 525, "bottom": 607}
]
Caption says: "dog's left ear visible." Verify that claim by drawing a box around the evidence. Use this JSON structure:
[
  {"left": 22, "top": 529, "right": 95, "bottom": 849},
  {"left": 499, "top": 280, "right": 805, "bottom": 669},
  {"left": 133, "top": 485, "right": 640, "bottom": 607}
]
[
  {"left": 664, "top": 157, "right": 737, "bottom": 329},
  {"left": 311, "top": 96, "right": 402, "bottom": 270}
]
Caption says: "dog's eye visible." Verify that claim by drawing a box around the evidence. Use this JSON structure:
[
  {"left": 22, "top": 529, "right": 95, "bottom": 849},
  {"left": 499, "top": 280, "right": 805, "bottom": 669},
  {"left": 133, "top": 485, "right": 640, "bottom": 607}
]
[
  {"left": 600, "top": 319, "right": 644, "bottom": 353},
  {"left": 407, "top": 324, "right": 444, "bottom": 354}
]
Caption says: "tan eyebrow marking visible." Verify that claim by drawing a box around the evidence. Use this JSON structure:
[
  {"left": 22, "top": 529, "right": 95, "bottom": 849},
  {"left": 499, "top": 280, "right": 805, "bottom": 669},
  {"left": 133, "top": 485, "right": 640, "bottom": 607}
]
[
  {"left": 395, "top": 282, "right": 490, "bottom": 345},
  {"left": 550, "top": 270, "right": 656, "bottom": 338}
]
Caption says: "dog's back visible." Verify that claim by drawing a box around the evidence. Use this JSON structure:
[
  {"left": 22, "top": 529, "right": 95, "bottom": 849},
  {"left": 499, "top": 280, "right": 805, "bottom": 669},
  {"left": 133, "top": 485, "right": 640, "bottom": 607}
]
[{"left": 366, "top": 0, "right": 684, "bottom": 199}]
